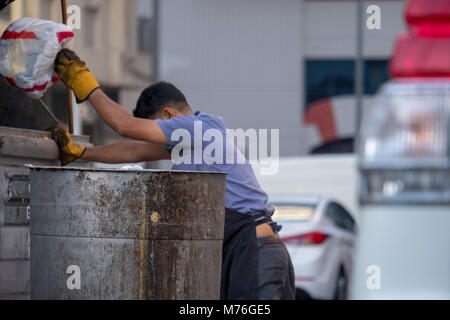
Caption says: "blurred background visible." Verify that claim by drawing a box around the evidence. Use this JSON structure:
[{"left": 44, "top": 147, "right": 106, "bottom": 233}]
[
  {"left": 0, "top": 0, "right": 404, "bottom": 154},
  {"left": 3, "top": 0, "right": 449, "bottom": 300},
  {"left": 0, "top": 0, "right": 156, "bottom": 147},
  {"left": 0, "top": 0, "right": 407, "bottom": 217}
]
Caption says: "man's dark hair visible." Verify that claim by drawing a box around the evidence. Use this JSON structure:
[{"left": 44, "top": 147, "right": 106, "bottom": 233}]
[{"left": 133, "top": 82, "right": 189, "bottom": 119}]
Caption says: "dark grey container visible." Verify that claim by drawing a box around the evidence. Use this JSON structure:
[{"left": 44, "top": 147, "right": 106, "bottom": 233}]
[{"left": 29, "top": 167, "right": 226, "bottom": 300}]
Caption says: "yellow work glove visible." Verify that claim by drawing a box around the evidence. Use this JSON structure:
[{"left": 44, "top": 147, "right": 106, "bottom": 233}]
[
  {"left": 50, "top": 125, "right": 87, "bottom": 166},
  {"left": 54, "top": 48, "right": 100, "bottom": 103}
]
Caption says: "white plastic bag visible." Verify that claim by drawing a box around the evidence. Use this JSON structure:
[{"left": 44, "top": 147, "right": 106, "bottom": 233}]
[{"left": 0, "top": 17, "right": 74, "bottom": 99}]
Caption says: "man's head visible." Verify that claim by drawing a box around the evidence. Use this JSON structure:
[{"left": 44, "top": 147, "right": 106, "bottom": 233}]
[{"left": 133, "top": 82, "right": 193, "bottom": 120}]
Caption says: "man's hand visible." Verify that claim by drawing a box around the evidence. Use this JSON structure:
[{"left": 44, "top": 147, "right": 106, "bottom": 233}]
[
  {"left": 54, "top": 48, "right": 100, "bottom": 103},
  {"left": 50, "top": 125, "right": 87, "bottom": 166}
]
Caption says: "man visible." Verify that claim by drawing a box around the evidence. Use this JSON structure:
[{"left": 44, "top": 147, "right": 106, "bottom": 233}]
[{"left": 52, "top": 49, "right": 295, "bottom": 300}]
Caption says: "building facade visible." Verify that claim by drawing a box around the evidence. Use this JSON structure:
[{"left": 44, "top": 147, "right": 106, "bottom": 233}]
[
  {"left": 157, "top": 0, "right": 406, "bottom": 156},
  {"left": 0, "top": 0, "right": 156, "bottom": 146},
  {"left": 1, "top": 0, "right": 406, "bottom": 155}
]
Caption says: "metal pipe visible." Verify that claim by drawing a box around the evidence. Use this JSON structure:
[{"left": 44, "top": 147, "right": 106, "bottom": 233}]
[
  {"left": 355, "top": 0, "right": 364, "bottom": 145},
  {"left": 153, "top": 0, "right": 159, "bottom": 81},
  {"left": 60, "top": 0, "right": 74, "bottom": 134}
]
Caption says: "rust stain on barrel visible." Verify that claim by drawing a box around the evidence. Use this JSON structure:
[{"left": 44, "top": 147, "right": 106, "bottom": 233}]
[
  {"left": 150, "top": 212, "right": 161, "bottom": 223},
  {"left": 139, "top": 200, "right": 147, "bottom": 300}
]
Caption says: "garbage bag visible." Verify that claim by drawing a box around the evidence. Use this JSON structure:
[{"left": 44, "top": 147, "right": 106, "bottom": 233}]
[{"left": 0, "top": 17, "right": 74, "bottom": 99}]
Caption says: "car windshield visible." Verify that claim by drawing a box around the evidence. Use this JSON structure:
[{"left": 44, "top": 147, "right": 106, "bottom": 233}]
[{"left": 271, "top": 203, "right": 317, "bottom": 221}]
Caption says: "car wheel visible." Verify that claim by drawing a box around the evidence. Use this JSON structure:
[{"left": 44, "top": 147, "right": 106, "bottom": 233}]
[{"left": 334, "top": 267, "right": 348, "bottom": 300}]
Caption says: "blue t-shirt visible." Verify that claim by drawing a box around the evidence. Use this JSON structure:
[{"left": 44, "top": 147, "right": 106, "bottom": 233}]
[{"left": 155, "top": 112, "right": 275, "bottom": 220}]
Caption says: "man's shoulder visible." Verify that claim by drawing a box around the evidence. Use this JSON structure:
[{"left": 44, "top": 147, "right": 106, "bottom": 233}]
[{"left": 196, "top": 112, "right": 226, "bottom": 128}]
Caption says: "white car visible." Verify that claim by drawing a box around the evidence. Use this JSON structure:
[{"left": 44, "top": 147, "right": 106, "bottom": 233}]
[{"left": 270, "top": 194, "right": 357, "bottom": 300}]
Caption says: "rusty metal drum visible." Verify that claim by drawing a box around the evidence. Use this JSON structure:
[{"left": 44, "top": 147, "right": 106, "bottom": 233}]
[{"left": 29, "top": 167, "right": 226, "bottom": 300}]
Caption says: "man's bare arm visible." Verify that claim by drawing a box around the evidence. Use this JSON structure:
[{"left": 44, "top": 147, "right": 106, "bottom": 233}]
[
  {"left": 53, "top": 50, "right": 168, "bottom": 145},
  {"left": 82, "top": 141, "right": 171, "bottom": 164},
  {"left": 88, "top": 89, "right": 168, "bottom": 145}
]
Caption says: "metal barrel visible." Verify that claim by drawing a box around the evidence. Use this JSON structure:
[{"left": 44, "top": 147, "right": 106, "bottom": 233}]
[{"left": 29, "top": 167, "right": 226, "bottom": 300}]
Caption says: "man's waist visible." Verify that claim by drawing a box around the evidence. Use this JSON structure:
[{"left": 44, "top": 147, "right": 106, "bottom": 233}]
[{"left": 225, "top": 208, "right": 281, "bottom": 237}]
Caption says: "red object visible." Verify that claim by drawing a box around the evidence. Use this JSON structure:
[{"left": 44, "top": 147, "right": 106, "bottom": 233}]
[
  {"left": 409, "top": 23, "right": 450, "bottom": 37},
  {"left": 295, "top": 276, "right": 315, "bottom": 282},
  {"left": 282, "top": 232, "right": 329, "bottom": 245},
  {"left": 303, "top": 99, "right": 337, "bottom": 144},
  {"left": 1, "top": 30, "right": 38, "bottom": 40},
  {"left": 56, "top": 31, "right": 74, "bottom": 43},
  {"left": 406, "top": 0, "right": 450, "bottom": 38},
  {"left": 390, "top": 0, "right": 450, "bottom": 78},
  {"left": 390, "top": 34, "right": 450, "bottom": 77},
  {"left": 3, "top": 76, "right": 49, "bottom": 92},
  {"left": 406, "top": 0, "right": 450, "bottom": 28}
]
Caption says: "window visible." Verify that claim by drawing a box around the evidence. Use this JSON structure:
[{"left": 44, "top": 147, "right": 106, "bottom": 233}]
[
  {"left": 325, "top": 202, "right": 343, "bottom": 229},
  {"left": 84, "top": 6, "right": 98, "bottom": 48},
  {"left": 305, "top": 59, "right": 390, "bottom": 109},
  {"left": 325, "top": 202, "right": 356, "bottom": 233},
  {"left": 305, "top": 60, "right": 355, "bottom": 109},
  {"left": 137, "top": 0, "right": 156, "bottom": 54},
  {"left": 304, "top": 59, "right": 390, "bottom": 155},
  {"left": 337, "top": 204, "right": 356, "bottom": 233},
  {"left": 364, "top": 60, "right": 389, "bottom": 95}
]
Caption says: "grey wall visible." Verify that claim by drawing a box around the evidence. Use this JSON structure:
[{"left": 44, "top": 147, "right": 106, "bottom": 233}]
[
  {"left": 158, "top": 0, "right": 305, "bottom": 156},
  {"left": 157, "top": 0, "right": 406, "bottom": 156}
]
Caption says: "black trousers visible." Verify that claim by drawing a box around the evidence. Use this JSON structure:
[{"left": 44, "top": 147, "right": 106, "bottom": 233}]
[
  {"left": 220, "top": 208, "right": 295, "bottom": 300},
  {"left": 257, "top": 236, "right": 296, "bottom": 300}
]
